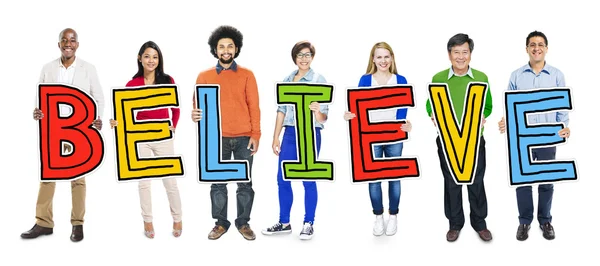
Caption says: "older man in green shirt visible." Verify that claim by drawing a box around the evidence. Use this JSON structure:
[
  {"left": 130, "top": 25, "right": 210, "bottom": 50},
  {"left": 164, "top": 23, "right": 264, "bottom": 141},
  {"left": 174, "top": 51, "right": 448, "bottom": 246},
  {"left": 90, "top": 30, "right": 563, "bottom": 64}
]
[{"left": 425, "top": 33, "right": 493, "bottom": 242}]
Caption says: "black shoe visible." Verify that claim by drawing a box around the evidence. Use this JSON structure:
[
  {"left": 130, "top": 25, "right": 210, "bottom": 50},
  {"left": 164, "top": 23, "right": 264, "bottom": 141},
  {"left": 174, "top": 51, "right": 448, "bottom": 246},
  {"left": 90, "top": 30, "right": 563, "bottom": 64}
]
[
  {"left": 21, "top": 224, "right": 53, "bottom": 239},
  {"left": 540, "top": 222, "right": 555, "bottom": 240},
  {"left": 516, "top": 224, "right": 530, "bottom": 241},
  {"left": 70, "top": 225, "right": 84, "bottom": 242}
]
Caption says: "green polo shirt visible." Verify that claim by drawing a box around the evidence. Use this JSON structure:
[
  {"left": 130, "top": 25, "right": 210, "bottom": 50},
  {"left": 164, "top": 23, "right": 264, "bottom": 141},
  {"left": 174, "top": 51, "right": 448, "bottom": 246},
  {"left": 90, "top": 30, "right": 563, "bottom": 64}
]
[{"left": 425, "top": 67, "right": 493, "bottom": 133}]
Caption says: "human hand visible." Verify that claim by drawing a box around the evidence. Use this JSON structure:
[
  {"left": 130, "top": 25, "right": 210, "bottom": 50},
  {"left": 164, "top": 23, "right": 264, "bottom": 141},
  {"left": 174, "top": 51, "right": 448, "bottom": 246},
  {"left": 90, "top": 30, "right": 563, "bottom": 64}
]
[
  {"left": 248, "top": 138, "right": 259, "bottom": 155},
  {"left": 401, "top": 120, "right": 412, "bottom": 132},
  {"left": 343, "top": 111, "right": 356, "bottom": 121},
  {"left": 498, "top": 117, "right": 506, "bottom": 133},
  {"left": 272, "top": 138, "right": 280, "bottom": 156},
  {"left": 309, "top": 102, "right": 320, "bottom": 113},
  {"left": 93, "top": 117, "right": 102, "bottom": 130},
  {"left": 192, "top": 109, "right": 203, "bottom": 122},
  {"left": 33, "top": 108, "right": 44, "bottom": 120},
  {"left": 558, "top": 127, "right": 570, "bottom": 138}
]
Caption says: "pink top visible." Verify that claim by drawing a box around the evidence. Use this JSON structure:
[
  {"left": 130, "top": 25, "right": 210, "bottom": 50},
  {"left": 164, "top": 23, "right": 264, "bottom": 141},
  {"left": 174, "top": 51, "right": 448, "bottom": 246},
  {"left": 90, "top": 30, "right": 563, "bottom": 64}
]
[{"left": 126, "top": 76, "right": 181, "bottom": 128}]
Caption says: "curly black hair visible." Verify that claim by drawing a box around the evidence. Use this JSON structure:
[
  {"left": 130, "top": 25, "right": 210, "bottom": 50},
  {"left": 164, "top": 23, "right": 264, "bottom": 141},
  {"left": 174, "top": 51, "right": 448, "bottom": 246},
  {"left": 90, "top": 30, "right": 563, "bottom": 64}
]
[{"left": 208, "top": 25, "right": 243, "bottom": 59}]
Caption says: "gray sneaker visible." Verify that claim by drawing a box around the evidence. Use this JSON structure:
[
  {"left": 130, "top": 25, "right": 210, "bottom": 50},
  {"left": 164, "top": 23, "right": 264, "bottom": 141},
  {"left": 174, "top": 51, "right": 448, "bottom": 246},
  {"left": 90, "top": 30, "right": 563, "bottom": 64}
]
[{"left": 299, "top": 222, "right": 314, "bottom": 240}]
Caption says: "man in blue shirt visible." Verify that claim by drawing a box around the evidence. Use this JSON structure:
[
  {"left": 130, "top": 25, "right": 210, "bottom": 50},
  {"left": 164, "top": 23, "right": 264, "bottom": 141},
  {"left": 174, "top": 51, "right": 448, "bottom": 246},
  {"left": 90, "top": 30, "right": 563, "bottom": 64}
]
[{"left": 498, "top": 31, "right": 571, "bottom": 241}]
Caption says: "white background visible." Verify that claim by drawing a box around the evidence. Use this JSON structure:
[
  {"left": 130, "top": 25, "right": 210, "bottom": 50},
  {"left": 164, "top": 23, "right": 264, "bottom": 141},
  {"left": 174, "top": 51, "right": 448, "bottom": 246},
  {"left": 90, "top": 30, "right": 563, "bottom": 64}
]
[{"left": 1, "top": 0, "right": 598, "bottom": 265}]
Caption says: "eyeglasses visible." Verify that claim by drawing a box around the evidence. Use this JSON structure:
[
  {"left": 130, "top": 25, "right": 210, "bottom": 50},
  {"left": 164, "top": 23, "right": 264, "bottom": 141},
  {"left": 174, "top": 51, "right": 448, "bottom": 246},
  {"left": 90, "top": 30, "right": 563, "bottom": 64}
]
[
  {"left": 296, "top": 52, "right": 312, "bottom": 59},
  {"left": 528, "top": 43, "right": 546, "bottom": 48}
]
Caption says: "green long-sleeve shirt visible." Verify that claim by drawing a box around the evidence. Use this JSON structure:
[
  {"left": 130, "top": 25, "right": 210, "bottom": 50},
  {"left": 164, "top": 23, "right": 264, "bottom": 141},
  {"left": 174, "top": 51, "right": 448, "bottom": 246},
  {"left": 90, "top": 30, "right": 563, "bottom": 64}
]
[{"left": 425, "top": 67, "right": 493, "bottom": 133}]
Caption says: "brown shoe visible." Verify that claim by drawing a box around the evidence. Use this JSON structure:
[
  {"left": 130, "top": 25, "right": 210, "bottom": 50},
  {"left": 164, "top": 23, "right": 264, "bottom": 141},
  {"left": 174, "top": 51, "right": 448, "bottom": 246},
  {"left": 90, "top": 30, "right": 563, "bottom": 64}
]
[
  {"left": 238, "top": 224, "right": 256, "bottom": 241},
  {"left": 478, "top": 229, "right": 493, "bottom": 241},
  {"left": 70, "top": 225, "right": 84, "bottom": 242},
  {"left": 446, "top": 229, "right": 460, "bottom": 242},
  {"left": 21, "top": 224, "right": 53, "bottom": 239},
  {"left": 208, "top": 225, "right": 227, "bottom": 240}
]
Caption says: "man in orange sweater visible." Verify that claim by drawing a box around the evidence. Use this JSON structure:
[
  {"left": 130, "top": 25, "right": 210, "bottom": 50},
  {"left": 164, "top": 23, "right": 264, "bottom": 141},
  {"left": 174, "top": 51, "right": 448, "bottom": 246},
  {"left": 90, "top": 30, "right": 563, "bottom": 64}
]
[{"left": 192, "top": 25, "right": 261, "bottom": 241}]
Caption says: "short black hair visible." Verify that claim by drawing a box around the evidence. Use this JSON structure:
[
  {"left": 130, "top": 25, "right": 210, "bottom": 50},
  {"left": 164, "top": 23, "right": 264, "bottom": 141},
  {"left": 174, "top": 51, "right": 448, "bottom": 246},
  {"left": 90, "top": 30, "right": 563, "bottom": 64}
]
[
  {"left": 58, "top": 28, "right": 78, "bottom": 41},
  {"left": 447, "top": 33, "right": 474, "bottom": 52},
  {"left": 291, "top": 41, "right": 315, "bottom": 64},
  {"left": 526, "top": 30, "right": 548, "bottom": 47},
  {"left": 208, "top": 25, "right": 243, "bottom": 59}
]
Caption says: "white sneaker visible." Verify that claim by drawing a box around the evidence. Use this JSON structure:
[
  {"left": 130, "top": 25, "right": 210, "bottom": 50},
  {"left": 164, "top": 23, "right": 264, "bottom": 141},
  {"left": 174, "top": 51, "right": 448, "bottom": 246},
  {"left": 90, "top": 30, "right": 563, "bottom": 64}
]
[
  {"left": 386, "top": 215, "right": 397, "bottom": 236},
  {"left": 299, "top": 222, "right": 314, "bottom": 240},
  {"left": 373, "top": 215, "right": 385, "bottom": 236}
]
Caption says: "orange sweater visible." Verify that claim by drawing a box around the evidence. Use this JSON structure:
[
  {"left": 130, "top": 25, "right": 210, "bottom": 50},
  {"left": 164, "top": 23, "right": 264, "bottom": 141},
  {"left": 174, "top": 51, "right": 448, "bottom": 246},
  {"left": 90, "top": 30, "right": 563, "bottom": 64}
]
[{"left": 195, "top": 65, "right": 261, "bottom": 140}]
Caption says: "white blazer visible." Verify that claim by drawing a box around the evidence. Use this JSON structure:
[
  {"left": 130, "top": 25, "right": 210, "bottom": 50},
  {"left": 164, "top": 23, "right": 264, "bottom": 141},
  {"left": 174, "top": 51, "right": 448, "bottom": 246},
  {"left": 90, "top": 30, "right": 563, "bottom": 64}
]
[{"left": 38, "top": 57, "right": 105, "bottom": 116}]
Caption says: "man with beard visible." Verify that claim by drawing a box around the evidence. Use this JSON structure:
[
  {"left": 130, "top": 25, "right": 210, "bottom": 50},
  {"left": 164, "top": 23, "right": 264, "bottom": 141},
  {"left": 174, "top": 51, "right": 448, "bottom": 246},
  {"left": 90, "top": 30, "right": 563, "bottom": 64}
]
[
  {"left": 191, "top": 25, "right": 261, "bottom": 241},
  {"left": 21, "top": 28, "right": 104, "bottom": 242}
]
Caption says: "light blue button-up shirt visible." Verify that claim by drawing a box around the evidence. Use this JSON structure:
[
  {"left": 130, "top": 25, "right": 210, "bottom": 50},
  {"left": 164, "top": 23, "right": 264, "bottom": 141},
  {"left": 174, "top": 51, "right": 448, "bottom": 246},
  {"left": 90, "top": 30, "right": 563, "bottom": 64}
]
[
  {"left": 277, "top": 68, "right": 329, "bottom": 129},
  {"left": 507, "top": 62, "right": 569, "bottom": 126}
]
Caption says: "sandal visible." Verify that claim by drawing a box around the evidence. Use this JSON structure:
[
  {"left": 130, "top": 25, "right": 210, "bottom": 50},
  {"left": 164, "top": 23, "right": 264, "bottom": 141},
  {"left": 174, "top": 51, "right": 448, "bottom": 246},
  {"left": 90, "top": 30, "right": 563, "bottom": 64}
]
[
  {"left": 144, "top": 222, "right": 155, "bottom": 239},
  {"left": 173, "top": 221, "right": 182, "bottom": 238}
]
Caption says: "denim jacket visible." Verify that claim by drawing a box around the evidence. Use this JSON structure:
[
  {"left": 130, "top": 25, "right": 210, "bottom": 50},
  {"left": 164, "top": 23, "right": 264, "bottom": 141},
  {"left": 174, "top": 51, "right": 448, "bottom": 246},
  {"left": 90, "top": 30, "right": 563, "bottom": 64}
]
[{"left": 277, "top": 68, "right": 329, "bottom": 129}]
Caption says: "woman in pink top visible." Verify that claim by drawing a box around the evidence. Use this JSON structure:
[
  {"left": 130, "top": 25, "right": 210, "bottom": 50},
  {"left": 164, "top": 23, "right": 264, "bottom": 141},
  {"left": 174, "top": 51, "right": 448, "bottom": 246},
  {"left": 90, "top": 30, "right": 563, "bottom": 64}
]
[{"left": 110, "top": 41, "right": 182, "bottom": 239}]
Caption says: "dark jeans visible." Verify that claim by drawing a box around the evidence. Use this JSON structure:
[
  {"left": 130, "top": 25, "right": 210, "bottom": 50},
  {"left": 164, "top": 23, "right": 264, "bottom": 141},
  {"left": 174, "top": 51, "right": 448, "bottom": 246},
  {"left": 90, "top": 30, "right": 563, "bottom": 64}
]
[
  {"left": 211, "top": 136, "right": 254, "bottom": 230},
  {"left": 516, "top": 147, "right": 556, "bottom": 225},
  {"left": 436, "top": 136, "right": 488, "bottom": 232}
]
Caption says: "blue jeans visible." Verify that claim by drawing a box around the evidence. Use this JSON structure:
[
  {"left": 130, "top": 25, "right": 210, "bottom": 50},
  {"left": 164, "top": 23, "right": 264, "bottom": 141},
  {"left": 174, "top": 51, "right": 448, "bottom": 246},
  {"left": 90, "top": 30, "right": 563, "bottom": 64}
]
[
  {"left": 369, "top": 142, "right": 403, "bottom": 215},
  {"left": 277, "top": 126, "right": 321, "bottom": 224},
  {"left": 516, "top": 147, "right": 556, "bottom": 225},
  {"left": 210, "top": 136, "right": 255, "bottom": 230}
]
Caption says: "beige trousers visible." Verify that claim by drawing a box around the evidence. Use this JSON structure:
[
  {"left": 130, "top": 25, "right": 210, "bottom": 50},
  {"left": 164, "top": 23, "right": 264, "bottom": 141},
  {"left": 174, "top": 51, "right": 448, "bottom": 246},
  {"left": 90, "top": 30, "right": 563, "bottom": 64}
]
[
  {"left": 35, "top": 177, "right": 86, "bottom": 228},
  {"left": 137, "top": 140, "right": 182, "bottom": 223}
]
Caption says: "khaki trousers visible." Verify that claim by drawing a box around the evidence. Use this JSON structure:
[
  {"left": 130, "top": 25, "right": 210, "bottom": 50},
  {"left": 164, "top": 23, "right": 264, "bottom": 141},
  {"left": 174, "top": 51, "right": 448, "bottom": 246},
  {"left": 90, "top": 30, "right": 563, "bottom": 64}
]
[{"left": 35, "top": 177, "right": 86, "bottom": 228}]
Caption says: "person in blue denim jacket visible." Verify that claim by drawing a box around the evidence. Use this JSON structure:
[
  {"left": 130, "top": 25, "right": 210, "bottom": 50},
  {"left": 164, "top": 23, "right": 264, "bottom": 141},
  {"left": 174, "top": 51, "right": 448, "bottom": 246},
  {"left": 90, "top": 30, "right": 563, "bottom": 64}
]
[
  {"left": 262, "top": 41, "right": 328, "bottom": 240},
  {"left": 344, "top": 42, "right": 412, "bottom": 236}
]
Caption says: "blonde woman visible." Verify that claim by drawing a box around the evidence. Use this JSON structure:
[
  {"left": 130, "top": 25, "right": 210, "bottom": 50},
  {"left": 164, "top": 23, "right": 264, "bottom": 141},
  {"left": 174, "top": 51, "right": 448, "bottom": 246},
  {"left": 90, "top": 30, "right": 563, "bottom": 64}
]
[{"left": 344, "top": 42, "right": 412, "bottom": 236}]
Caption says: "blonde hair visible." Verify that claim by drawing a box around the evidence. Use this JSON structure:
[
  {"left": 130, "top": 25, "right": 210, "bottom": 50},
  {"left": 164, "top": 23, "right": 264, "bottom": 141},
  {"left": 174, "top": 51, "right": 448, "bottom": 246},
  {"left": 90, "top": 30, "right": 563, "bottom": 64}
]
[{"left": 365, "top": 42, "right": 398, "bottom": 75}]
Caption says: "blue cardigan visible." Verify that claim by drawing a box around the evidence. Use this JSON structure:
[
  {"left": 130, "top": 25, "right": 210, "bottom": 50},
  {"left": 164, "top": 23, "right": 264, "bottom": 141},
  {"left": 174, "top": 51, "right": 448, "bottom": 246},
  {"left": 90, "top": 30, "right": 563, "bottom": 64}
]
[{"left": 358, "top": 74, "right": 408, "bottom": 120}]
